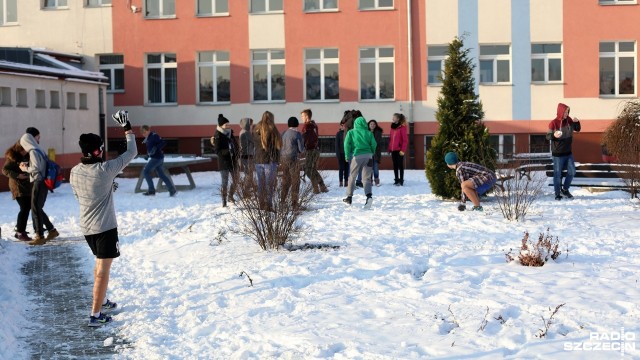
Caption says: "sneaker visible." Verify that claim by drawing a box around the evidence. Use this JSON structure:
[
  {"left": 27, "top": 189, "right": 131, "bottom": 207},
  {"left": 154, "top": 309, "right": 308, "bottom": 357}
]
[
  {"left": 374, "top": 178, "right": 380, "bottom": 187},
  {"left": 102, "top": 299, "right": 117, "bottom": 311},
  {"left": 364, "top": 196, "right": 373, "bottom": 209},
  {"left": 561, "top": 188, "right": 573, "bottom": 199},
  {"left": 555, "top": 194, "right": 562, "bottom": 201},
  {"left": 471, "top": 206, "right": 483, "bottom": 211},
  {"left": 169, "top": 190, "right": 177, "bottom": 197},
  {"left": 16, "top": 232, "right": 32, "bottom": 241},
  {"left": 28, "top": 235, "right": 47, "bottom": 246},
  {"left": 88, "top": 312, "right": 112, "bottom": 327},
  {"left": 355, "top": 181, "right": 364, "bottom": 188},
  {"left": 143, "top": 191, "right": 156, "bottom": 196},
  {"left": 45, "top": 229, "right": 59, "bottom": 241},
  {"left": 343, "top": 196, "right": 352, "bottom": 205}
]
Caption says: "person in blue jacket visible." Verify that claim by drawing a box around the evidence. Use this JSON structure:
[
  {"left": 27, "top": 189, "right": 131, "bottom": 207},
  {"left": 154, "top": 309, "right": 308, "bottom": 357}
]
[{"left": 140, "top": 125, "right": 176, "bottom": 197}]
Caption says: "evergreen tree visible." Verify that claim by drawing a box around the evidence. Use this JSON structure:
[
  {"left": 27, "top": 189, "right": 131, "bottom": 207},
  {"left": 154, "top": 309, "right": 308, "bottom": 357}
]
[{"left": 425, "top": 36, "right": 496, "bottom": 200}]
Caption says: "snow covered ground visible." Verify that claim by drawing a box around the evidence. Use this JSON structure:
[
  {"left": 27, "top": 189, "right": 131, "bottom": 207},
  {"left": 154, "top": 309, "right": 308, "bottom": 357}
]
[{"left": 1, "top": 169, "right": 639, "bottom": 359}]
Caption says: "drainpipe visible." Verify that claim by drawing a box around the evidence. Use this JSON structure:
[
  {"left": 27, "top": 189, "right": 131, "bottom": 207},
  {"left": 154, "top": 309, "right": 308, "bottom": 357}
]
[{"left": 407, "top": 0, "right": 415, "bottom": 169}]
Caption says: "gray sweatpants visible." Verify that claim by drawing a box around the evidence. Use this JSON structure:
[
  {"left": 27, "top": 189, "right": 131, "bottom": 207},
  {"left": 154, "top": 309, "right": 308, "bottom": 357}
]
[{"left": 345, "top": 154, "right": 373, "bottom": 197}]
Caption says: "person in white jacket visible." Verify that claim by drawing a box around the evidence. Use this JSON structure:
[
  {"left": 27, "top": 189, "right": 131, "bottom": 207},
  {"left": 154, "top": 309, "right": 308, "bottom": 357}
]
[{"left": 70, "top": 110, "right": 137, "bottom": 327}]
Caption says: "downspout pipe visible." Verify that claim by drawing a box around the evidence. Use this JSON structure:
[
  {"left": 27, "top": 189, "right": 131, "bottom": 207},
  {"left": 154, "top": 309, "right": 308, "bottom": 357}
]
[{"left": 407, "top": 0, "right": 415, "bottom": 169}]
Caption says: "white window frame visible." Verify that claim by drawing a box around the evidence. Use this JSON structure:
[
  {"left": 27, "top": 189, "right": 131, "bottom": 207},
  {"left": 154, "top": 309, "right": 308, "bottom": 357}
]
[
  {"left": 304, "top": 0, "right": 338, "bottom": 12},
  {"left": 85, "top": 0, "right": 111, "bottom": 7},
  {"left": 599, "top": 41, "right": 636, "bottom": 97},
  {"left": 1, "top": 0, "right": 18, "bottom": 24},
  {"left": 599, "top": 0, "right": 636, "bottom": 5},
  {"left": 489, "top": 134, "right": 515, "bottom": 163},
  {"left": 304, "top": 48, "right": 339, "bottom": 101},
  {"left": 427, "top": 45, "right": 448, "bottom": 85},
  {"left": 359, "top": 0, "right": 393, "bottom": 10},
  {"left": 196, "top": 0, "right": 228, "bottom": 16},
  {"left": 145, "top": 53, "right": 178, "bottom": 105},
  {"left": 531, "top": 43, "right": 562, "bottom": 83},
  {"left": 359, "top": 47, "right": 395, "bottom": 101},
  {"left": 251, "top": 49, "right": 285, "bottom": 103},
  {"left": 197, "top": 50, "right": 231, "bottom": 104},
  {"left": 479, "top": 45, "right": 511, "bottom": 84},
  {"left": 249, "top": 0, "right": 282, "bottom": 13},
  {"left": 98, "top": 54, "right": 124, "bottom": 93},
  {"left": 144, "top": 0, "right": 175, "bottom": 18},
  {"left": 43, "top": 0, "right": 68, "bottom": 9}
]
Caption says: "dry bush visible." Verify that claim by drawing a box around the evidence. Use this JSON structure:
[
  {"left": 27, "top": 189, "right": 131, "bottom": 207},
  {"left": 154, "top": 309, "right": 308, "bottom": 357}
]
[
  {"left": 494, "top": 164, "right": 546, "bottom": 221},
  {"left": 602, "top": 100, "right": 640, "bottom": 198},
  {"left": 232, "top": 160, "right": 320, "bottom": 250},
  {"left": 505, "top": 229, "right": 562, "bottom": 266}
]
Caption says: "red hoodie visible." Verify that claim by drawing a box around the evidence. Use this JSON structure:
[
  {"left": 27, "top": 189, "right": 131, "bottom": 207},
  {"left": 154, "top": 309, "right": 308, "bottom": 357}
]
[{"left": 546, "top": 103, "right": 581, "bottom": 156}]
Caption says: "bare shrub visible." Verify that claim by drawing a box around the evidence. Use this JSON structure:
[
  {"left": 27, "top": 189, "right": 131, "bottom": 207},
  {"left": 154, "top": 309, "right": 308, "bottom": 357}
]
[
  {"left": 602, "top": 99, "right": 640, "bottom": 198},
  {"left": 505, "top": 229, "right": 562, "bottom": 266},
  {"left": 494, "top": 164, "right": 546, "bottom": 221},
  {"left": 536, "top": 303, "right": 566, "bottom": 338},
  {"left": 233, "top": 160, "right": 320, "bottom": 250}
]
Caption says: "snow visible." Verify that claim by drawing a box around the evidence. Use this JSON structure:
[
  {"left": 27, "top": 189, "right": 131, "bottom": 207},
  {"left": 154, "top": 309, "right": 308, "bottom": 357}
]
[{"left": 1, "top": 169, "right": 639, "bottom": 359}]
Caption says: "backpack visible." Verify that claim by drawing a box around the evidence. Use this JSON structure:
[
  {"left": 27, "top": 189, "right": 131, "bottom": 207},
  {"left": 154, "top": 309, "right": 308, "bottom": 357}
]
[{"left": 35, "top": 149, "right": 63, "bottom": 191}]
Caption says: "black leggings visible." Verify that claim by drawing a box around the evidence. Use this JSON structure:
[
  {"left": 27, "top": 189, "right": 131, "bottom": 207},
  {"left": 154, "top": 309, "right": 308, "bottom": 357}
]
[
  {"left": 391, "top": 151, "right": 405, "bottom": 181},
  {"left": 16, "top": 196, "right": 31, "bottom": 233}
]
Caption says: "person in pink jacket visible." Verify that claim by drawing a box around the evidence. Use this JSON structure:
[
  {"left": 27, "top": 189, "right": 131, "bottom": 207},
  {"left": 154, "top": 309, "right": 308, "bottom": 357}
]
[{"left": 388, "top": 113, "right": 408, "bottom": 186}]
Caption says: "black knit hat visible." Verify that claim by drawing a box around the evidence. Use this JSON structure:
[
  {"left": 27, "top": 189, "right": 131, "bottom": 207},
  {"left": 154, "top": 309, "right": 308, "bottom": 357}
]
[
  {"left": 79, "top": 133, "right": 103, "bottom": 157},
  {"left": 218, "top": 114, "right": 230, "bottom": 126},
  {"left": 287, "top": 116, "right": 299, "bottom": 128},
  {"left": 26, "top": 127, "right": 40, "bottom": 137}
]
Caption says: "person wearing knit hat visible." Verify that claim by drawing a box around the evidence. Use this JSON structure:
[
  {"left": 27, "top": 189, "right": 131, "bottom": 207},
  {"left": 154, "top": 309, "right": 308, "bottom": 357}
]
[
  {"left": 214, "top": 114, "right": 238, "bottom": 207},
  {"left": 69, "top": 109, "right": 138, "bottom": 327},
  {"left": 444, "top": 152, "right": 496, "bottom": 212}
]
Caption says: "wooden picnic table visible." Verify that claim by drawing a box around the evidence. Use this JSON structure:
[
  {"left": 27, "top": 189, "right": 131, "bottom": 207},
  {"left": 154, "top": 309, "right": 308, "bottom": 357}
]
[{"left": 126, "top": 154, "right": 211, "bottom": 193}]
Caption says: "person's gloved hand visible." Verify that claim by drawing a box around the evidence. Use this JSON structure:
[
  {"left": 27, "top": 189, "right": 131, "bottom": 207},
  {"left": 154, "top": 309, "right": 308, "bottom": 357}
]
[
  {"left": 112, "top": 110, "right": 132, "bottom": 132},
  {"left": 458, "top": 203, "right": 466, "bottom": 211}
]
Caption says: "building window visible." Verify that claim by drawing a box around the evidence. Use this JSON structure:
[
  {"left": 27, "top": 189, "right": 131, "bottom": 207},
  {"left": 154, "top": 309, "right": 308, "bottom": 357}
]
[
  {"left": 360, "top": 47, "right": 394, "bottom": 100},
  {"left": 98, "top": 54, "right": 124, "bottom": 92},
  {"left": 599, "top": 41, "right": 635, "bottom": 96},
  {"left": 305, "top": 48, "right": 339, "bottom": 101},
  {"left": 489, "top": 134, "right": 514, "bottom": 162},
  {"left": 197, "top": 51, "right": 230, "bottom": 103},
  {"left": 50, "top": 90, "right": 60, "bottom": 108},
  {"left": 304, "top": 0, "right": 338, "bottom": 12},
  {"left": 251, "top": 49, "right": 285, "bottom": 102},
  {"left": 0, "top": 86, "right": 11, "bottom": 106},
  {"left": 36, "top": 90, "right": 46, "bottom": 108},
  {"left": 79, "top": 93, "right": 88, "bottom": 109},
  {"left": 531, "top": 44, "right": 562, "bottom": 83},
  {"left": 479, "top": 45, "right": 510, "bottom": 84},
  {"left": 86, "top": 0, "right": 111, "bottom": 7},
  {"left": 427, "top": 45, "right": 448, "bottom": 85},
  {"left": 66, "top": 92, "right": 76, "bottom": 109},
  {"left": 43, "top": 0, "right": 68, "bottom": 8},
  {"left": 599, "top": 0, "right": 636, "bottom": 4},
  {"left": 359, "top": 0, "right": 393, "bottom": 10},
  {"left": 529, "top": 134, "right": 550, "bottom": 153},
  {"left": 1, "top": 0, "right": 18, "bottom": 24},
  {"left": 201, "top": 137, "right": 215, "bottom": 156},
  {"left": 146, "top": 53, "right": 177, "bottom": 104},
  {"left": 249, "top": 0, "right": 282, "bottom": 13},
  {"left": 16, "top": 88, "right": 27, "bottom": 107},
  {"left": 197, "top": 0, "right": 228, "bottom": 16},
  {"left": 145, "top": 0, "right": 175, "bottom": 18}
]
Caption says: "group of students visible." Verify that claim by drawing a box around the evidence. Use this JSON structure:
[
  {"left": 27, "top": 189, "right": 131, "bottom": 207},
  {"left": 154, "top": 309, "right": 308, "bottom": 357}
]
[{"left": 2, "top": 127, "right": 60, "bottom": 245}]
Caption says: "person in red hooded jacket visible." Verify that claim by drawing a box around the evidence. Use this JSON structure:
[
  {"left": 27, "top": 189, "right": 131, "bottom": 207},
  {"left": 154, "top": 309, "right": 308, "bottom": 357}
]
[
  {"left": 546, "top": 103, "right": 581, "bottom": 201},
  {"left": 388, "top": 113, "right": 408, "bottom": 186}
]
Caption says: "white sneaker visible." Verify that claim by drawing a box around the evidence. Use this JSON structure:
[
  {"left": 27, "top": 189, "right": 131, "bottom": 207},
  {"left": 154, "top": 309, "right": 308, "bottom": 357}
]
[{"left": 363, "top": 197, "right": 373, "bottom": 209}]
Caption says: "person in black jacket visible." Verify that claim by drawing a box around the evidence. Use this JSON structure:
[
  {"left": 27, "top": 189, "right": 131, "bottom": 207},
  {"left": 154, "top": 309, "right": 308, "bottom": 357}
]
[
  {"left": 335, "top": 121, "right": 348, "bottom": 187},
  {"left": 546, "top": 103, "right": 581, "bottom": 200},
  {"left": 368, "top": 119, "right": 383, "bottom": 186},
  {"left": 214, "top": 114, "right": 239, "bottom": 207}
]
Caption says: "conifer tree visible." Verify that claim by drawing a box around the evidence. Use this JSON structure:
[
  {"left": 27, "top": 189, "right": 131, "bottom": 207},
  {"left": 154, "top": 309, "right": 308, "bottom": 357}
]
[{"left": 425, "top": 36, "right": 496, "bottom": 200}]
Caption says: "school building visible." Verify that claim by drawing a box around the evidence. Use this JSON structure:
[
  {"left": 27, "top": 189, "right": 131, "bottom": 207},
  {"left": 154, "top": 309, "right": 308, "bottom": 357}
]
[{"left": 1, "top": 0, "right": 638, "bottom": 192}]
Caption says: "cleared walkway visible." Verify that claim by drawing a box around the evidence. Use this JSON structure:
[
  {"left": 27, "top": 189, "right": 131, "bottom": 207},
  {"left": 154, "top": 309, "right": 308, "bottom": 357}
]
[{"left": 21, "top": 237, "right": 127, "bottom": 359}]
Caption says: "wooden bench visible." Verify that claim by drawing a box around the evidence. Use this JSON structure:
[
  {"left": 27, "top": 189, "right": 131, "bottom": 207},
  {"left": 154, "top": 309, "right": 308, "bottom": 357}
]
[
  {"left": 512, "top": 153, "right": 553, "bottom": 180},
  {"left": 544, "top": 163, "right": 639, "bottom": 197},
  {"left": 494, "top": 171, "right": 515, "bottom": 192}
]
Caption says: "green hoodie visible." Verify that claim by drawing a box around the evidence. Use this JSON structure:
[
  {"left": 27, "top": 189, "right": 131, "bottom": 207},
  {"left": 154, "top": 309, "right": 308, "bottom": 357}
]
[{"left": 344, "top": 116, "right": 376, "bottom": 161}]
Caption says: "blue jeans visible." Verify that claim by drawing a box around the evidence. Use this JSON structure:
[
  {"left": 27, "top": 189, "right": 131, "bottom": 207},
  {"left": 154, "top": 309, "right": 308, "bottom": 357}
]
[
  {"left": 552, "top": 154, "right": 576, "bottom": 195},
  {"left": 143, "top": 157, "right": 175, "bottom": 193},
  {"left": 255, "top": 163, "right": 278, "bottom": 204}
]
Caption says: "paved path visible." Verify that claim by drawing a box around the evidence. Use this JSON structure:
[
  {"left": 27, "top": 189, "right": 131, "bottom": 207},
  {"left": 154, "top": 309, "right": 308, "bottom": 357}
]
[{"left": 21, "top": 237, "right": 127, "bottom": 359}]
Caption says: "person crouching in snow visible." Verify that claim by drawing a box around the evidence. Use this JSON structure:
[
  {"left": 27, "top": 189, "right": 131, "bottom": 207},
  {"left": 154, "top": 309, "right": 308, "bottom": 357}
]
[
  {"left": 444, "top": 152, "right": 496, "bottom": 212},
  {"left": 343, "top": 115, "right": 377, "bottom": 208}
]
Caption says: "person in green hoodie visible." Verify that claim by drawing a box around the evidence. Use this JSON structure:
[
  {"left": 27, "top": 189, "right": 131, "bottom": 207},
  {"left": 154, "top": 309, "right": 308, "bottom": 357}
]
[{"left": 343, "top": 115, "right": 377, "bottom": 208}]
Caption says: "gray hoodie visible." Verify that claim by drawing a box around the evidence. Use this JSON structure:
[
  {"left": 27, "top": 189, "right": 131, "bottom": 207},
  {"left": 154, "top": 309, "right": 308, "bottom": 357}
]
[
  {"left": 239, "top": 118, "right": 255, "bottom": 158},
  {"left": 19, "top": 133, "right": 46, "bottom": 183},
  {"left": 70, "top": 133, "right": 137, "bottom": 235}
]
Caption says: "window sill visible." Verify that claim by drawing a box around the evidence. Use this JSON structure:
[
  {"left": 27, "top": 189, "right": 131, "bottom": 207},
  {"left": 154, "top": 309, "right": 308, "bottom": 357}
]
[
  {"left": 304, "top": 99, "right": 340, "bottom": 103},
  {"left": 358, "top": 7, "right": 395, "bottom": 11},
  {"left": 196, "top": 13, "right": 230, "bottom": 18},
  {"left": 251, "top": 100, "right": 286, "bottom": 104},
  {"left": 479, "top": 83, "right": 513, "bottom": 86},
  {"left": 144, "top": 15, "right": 177, "bottom": 20},
  {"left": 304, "top": 9, "right": 340, "bottom": 13},
  {"left": 145, "top": 103, "right": 178, "bottom": 106},
  {"left": 358, "top": 99, "right": 396, "bottom": 102},
  {"left": 196, "top": 102, "right": 231, "bottom": 106},
  {"left": 599, "top": 94, "right": 637, "bottom": 98},
  {"left": 249, "top": 11, "right": 284, "bottom": 15},
  {"left": 531, "top": 82, "right": 564, "bottom": 85}
]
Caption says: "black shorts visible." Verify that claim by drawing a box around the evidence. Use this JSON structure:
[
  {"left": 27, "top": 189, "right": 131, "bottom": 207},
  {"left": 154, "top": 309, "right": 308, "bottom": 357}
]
[{"left": 85, "top": 228, "right": 120, "bottom": 259}]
